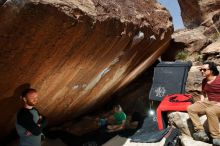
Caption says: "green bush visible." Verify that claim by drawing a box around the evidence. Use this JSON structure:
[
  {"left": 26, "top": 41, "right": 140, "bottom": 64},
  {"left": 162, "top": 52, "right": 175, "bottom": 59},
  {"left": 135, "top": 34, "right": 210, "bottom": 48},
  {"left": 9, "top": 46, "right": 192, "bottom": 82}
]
[
  {"left": 210, "top": 32, "right": 220, "bottom": 41},
  {"left": 175, "top": 50, "right": 188, "bottom": 61}
]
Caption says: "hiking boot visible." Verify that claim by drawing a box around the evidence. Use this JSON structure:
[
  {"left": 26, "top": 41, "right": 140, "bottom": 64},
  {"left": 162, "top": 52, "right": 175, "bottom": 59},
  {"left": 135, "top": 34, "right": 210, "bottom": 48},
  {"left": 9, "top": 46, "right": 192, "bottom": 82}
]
[
  {"left": 213, "top": 139, "right": 220, "bottom": 146},
  {"left": 193, "top": 131, "right": 209, "bottom": 142}
]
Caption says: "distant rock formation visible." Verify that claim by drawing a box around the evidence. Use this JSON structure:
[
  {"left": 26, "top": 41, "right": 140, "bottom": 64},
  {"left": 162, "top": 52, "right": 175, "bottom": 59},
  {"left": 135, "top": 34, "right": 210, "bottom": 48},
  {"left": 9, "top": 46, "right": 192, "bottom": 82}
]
[
  {"left": 178, "top": 0, "right": 220, "bottom": 29},
  {"left": 0, "top": 0, "right": 173, "bottom": 140},
  {"left": 162, "top": 0, "right": 220, "bottom": 110}
]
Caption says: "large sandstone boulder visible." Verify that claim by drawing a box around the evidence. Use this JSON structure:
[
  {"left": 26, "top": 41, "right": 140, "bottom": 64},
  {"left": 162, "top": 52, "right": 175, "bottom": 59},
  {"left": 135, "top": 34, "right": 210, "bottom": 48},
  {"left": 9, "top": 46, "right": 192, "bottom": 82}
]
[
  {"left": 201, "top": 40, "right": 220, "bottom": 65},
  {"left": 0, "top": 0, "right": 173, "bottom": 140},
  {"left": 172, "top": 27, "right": 210, "bottom": 53},
  {"left": 167, "top": 27, "right": 211, "bottom": 63},
  {"left": 202, "top": 40, "right": 220, "bottom": 54},
  {"left": 185, "top": 66, "right": 204, "bottom": 99},
  {"left": 180, "top": 137, "right": 212, "bottom": 146},
  {"left": 165, "top": 27, "right": 219, "bottom": 65}
]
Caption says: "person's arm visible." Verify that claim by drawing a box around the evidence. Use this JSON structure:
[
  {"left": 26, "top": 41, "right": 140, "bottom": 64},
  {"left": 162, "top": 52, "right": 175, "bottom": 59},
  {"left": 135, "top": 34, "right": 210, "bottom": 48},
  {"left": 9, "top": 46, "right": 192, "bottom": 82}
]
[
  {"left": 108, "top": 112, "right": 127, "bottom": 132},
  {"left": 200, "top": 94, "right": 205, "bottom": 101},
  {"left": 198, "top": 79, "right": 207, "bottom": 102},
  {"left": 17, "top": 108, "right": 42, "bottom": 136},
  {"left": 38, "top": 115, "right": 47, "bottom": 128},
  {"left": 107, "top": 114, "right": 116, "bottom": 125},
  {"left": 34, "top": 107, "right": 47, "bottom": 128},
  {"left": 118, "top": 119, "right": 126, "bottom": 130},
  {"left": 107, "top": 120, "right": 126, "bottom": 132}
]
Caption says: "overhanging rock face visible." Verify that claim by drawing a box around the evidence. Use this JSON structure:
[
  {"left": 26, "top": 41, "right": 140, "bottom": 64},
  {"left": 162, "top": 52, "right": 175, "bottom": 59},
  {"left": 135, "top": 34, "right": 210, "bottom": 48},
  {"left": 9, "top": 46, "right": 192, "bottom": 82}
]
[{"left": 0, "top": 0, "right": 173, "bottom": 138}]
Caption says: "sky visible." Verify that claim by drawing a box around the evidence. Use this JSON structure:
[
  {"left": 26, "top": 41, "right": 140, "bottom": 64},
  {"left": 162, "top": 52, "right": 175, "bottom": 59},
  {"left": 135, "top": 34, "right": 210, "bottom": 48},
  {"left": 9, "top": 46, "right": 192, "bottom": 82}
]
[{"left": 158, "top": 0, "right": 184, "bottom": 30}]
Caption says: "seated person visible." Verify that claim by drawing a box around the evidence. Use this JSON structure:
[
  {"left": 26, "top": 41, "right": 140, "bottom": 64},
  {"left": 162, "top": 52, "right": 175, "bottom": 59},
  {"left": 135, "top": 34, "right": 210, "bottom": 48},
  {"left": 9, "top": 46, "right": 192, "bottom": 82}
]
[
  {"left": 187, "top": 61, "right": 220, "bottom": 145},
  {"left": 106, "top": 105, "right": 127, "bottom": 132}
]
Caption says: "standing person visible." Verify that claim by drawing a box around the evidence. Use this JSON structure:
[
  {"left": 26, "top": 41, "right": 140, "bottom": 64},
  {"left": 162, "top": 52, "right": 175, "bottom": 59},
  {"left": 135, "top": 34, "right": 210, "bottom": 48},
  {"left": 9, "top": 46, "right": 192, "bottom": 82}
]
[
  {"left": 16, "top": 88, "right": 47, "bottom": 146},
  {"left": 187, "top": 61, "right": 220, "bottom": 145},
  {"left": 107, "top": 104, "right": 127, "bottom": 132}
]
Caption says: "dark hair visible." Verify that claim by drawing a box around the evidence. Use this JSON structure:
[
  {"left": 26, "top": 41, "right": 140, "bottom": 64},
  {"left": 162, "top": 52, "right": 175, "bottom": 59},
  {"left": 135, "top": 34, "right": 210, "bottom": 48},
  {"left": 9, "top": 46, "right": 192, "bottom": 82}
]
[
  {"left": 21, "top": 88, "right": 37, "bottom": 97},
  {"left": 203, "top": 61, "right": 219, "bottom": 76}
]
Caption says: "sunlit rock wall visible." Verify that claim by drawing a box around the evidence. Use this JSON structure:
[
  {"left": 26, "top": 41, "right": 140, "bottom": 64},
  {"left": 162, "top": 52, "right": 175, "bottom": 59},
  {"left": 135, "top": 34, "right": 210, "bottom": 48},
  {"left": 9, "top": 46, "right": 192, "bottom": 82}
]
[{"left": 0, "top": 0, "right": 173, "bottom": 139}]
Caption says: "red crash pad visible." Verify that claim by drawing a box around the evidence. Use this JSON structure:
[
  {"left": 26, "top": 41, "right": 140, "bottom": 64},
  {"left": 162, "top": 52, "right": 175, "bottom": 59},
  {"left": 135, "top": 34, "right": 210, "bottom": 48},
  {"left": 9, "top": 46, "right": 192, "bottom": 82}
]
[{"left": 157, "top": 94, "right": 192, "bottom": 130}]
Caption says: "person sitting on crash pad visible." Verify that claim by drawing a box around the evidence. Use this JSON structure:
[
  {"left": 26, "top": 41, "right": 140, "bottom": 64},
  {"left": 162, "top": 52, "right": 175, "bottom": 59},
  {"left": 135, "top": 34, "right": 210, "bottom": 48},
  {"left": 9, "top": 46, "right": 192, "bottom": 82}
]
[{"left": 106, "top": 104, "right": 127, "bottom": 132}]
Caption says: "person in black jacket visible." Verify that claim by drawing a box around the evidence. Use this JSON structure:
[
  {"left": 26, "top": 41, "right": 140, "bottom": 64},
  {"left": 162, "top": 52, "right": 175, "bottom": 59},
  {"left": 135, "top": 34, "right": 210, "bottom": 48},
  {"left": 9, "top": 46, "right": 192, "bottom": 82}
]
[{"left": 15, "top": 88, "right": 47, "bottom": 146}]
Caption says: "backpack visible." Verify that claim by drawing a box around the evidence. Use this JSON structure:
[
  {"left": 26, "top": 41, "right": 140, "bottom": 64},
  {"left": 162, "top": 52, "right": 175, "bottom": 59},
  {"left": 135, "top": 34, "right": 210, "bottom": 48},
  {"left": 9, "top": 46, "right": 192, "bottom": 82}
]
[{"left": 164, "top": 127, "right": 180, "bottom": 146}]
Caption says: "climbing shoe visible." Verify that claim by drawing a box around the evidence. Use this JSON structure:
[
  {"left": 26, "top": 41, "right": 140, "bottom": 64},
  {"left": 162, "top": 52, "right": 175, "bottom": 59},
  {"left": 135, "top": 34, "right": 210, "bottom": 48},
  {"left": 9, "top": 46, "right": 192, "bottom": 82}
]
[
  {"left": 213, "top": 139, "right": 220, "bottom": 145},
  {"left": 193, "top": 131, "right": 209, "bottom": 142}
]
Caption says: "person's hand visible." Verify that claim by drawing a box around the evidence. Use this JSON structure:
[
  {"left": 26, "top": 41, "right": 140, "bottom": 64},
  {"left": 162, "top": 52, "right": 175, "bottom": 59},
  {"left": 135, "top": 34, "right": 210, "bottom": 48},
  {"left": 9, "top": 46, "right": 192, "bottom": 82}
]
[
  {"left": 215, "top": 102, "right": 220, "bottom": 106},
  {"left": 107, "top": 129, "right": 115, "bottom": 133},
  {"left": 25, "top": 131, "right": 32, "bottom": 136},
  {"left": 197, "top": 99, "right": 204, "bottom": 103},
  {"left": 39, "top": 115, "right": 42, "bottom": 120},
  {"left": 196, "top": 95, "right": 205, "bottom": 103}
]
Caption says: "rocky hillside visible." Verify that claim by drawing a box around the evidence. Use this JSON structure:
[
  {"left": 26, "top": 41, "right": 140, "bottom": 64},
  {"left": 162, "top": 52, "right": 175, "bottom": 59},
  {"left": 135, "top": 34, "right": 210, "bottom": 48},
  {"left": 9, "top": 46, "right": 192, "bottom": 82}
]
[
  {"left": 0, "top": 0, "right": 173, "bottom": 140},
  {"left": 164, "top": 0, "right": 220, "bottom": 100},
  {"left": 178, "top": 0, "right": 220, "bottom": 29}
]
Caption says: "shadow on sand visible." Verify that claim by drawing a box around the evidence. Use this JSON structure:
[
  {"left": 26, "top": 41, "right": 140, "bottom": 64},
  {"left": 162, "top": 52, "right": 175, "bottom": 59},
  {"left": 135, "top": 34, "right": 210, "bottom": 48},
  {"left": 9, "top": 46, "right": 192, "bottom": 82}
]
[{"left": 45, "top": 127, "right": 138, "bottom": 146}]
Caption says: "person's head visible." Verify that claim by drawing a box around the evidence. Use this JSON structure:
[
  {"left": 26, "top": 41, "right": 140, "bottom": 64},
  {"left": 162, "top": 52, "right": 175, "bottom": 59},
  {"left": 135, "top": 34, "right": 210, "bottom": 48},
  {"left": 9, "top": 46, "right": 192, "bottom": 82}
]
[
  {"left": 21, "top": 88, "right": 38, "bottom": 107},
  {"left": 113, "top": 105, "right": 122, "bottom": 113},
  {"left": 200, "top": 61, "right": 219, "bottom": 77}
]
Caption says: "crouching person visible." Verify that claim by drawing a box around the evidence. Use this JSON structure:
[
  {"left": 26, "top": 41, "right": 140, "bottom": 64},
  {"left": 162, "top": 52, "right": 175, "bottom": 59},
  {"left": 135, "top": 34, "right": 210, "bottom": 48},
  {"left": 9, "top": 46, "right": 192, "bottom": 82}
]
[
  {"left": 187, "top": 61, "right": 220, "bottom": 145},
  {"left": 16, "top": 88, "right": 47, "bottom": 146},
  {"left": 107, "top": 105, "right": 127, "bottom": 133}
]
